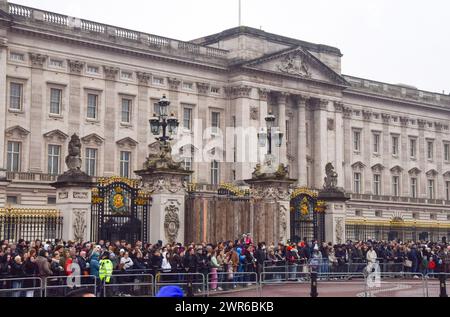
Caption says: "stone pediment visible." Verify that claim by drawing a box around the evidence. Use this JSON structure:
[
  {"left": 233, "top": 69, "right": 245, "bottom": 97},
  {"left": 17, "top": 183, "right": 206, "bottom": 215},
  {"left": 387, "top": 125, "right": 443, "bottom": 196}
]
[
  {"left": 43, "top": 129, "right": 69, "bottom": 142},
  {"left": 5, "top": 126, "right": 30, "bottom": 139},
  {"left": 408, "top": 167, "right": 421, "bottom": 175},
  {"left": 351, "top": 161, "right": 366, "bottom": 170},
  {"left": 81, "top": 133, "right": 105, "bottom": 146},
  {"left": 240, "top": 47, "right": 348, "bottom": 86},
  {"left": 443, "top": 171, "right": 450, "bottom": 178},
  {"left": 371, "top": 164, "right": 385, "bottom": 172},
  {"left": 390, "top": 165, "right": 403, "bottom": 174},
  {"left": 116, "top": 137, "right": 138, "bottom": 148},
  {"left": 426, "top": 169, "right": 438, "bottom": 177}
]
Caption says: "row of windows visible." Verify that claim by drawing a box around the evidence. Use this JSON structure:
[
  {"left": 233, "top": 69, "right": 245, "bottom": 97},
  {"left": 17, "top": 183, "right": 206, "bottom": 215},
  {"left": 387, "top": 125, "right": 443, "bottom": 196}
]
[
  {"left": 353, "top": 172, "right": 450, "bottom": 200},
  {"left": 6, "top": 141, "right": 221, "bottom": 184},
  {"left": 353, "top": 210, "right": 450, "bottom": 221},
  {"left": 8, "top": 83, "right": 222, "bottom": 130},
  {"left": 353, "top": 130, "right": 450, "bottom": 161}
]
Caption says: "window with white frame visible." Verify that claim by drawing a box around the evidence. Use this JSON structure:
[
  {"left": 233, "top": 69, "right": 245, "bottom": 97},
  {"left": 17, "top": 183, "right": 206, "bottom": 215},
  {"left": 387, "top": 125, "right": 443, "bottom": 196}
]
[
  {"left": 50, "top": 88, "right": 62, "bottom": 115},
  {"left": 49, "top": 58, "right": 63, "bottom": 68},
  {"left": 427, "top": 179, "right": 435, "bottom": 199},
  {"left": 6, "top": 141, "right": 21, "bottom": 172},
  {"left": 182, "top": 82, "right": 194, "bottom": 90},
  {"left": 9, "top": 83, "right": 23, "bottom": 110},
  {"left": 392, "top": 135, "right": 399, "bottom": 155},
  {"left": 10, "top": 52, "right": 25, "bottom": 61},
  {"left": 121, "top": 98, "right": 132, "bottom": 123},
  {"left": 354, "top": 172, "right": 361, "bottom": 194},
  {"left": 211, "top": 160, "right": 220, "bottom": 185},
  {"left": 353, "top": 130, "right": 361, "bottom": 152},
  {"left": 373, "top": 174, "right": 381, "bottom": 195},
  {"left": 410, "top": 138, "right": 417, "bottom": 158},
  {"left": 444, "top": 143, "right": 450, "bottom": 162},
  {"left": 373, "top": 133, "right": 381, "bottom": 154},
  {"left": 47, "top": 144, "right": 61, "bottom": 175},
  {"left": 121, "top": 71, "right": 133, "bottom": 80},
  {"left": 211, "top": 111, "right": 220, "bottom": 134},
  {"left": 87, "top": 65, "right": 99, "bottom": 74},
  {"left": 410, "top": 177, "right": 418, "bottom": 198},
  {"left": 392, "top": 176, "right": 400, "bottom": 197},
  {"left": 87, "top": 93, "right": 98, "bottom": 119},
  {"left": 427, "top": 140, "right": 434, "bottom": 160},
  {"left": 183, "top": 107, "right": 193, "bottom": 130},
  {"left": 119, "top": 151, "right": 131, "bottom": 178},
  {"left": 153, "top": 77, "right": 164, "bottom": 85},
  {"left": 446, "top": 181, "right": 450, "bottom": 201},
  {"left": 85, "top": 148, "right": 97, "bottom": 177},
  {"left": 180, "top": 146, "right": 194, "bottom": 182}
]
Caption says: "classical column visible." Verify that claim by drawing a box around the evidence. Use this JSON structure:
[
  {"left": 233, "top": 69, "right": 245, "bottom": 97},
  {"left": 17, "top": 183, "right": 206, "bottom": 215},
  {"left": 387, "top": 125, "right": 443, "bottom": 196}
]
[
  {"left": 0, "top": 169, "right": 10, "bottom": 208},
  {"left": 400, "top": 116, "right": 409, "bottom": 196},
  {"left": 227, "top": 85, "right": 253, "bottom": 181},
  {"left": 168, "top": 77, "right": 181, "bottom": 117},
  {"left": 435, "top": 123, "right": 444, "bottom": 199},
  {"left": 277, "top": 92, "right": 288, "bottom": 166},
  {"left": 67, "top": 60, "right": 84, "bottom": 135},
  {"left": 417, "top": 119, "right": 426, "bottom": 198},
  {"left": 28, "top": 53, "right": 47, "bottom": 172},
  {"left": 296, "top": 95, "right": 308, "bottom": 186},
  {"left": 195, "top": 82, "right": 211, "bottom": 184},
  {"left": 103, "top": 66, "right": 119, "bottom": 176},
  {"left": 334, "top": 102, "right": 344, "bottom": 188},
  {"left": 362, "top": 110, "right": 372, "bottom": 194},
  {"left": 258, "top": 88, "right": 269, "bottom": 163},
  {"left": 343, "top": 106, "right": 353, "bottom": 191},
  {"left": 136, "top": 72, "right": 152, "bottom": 170},
  {"left": 381, "top": 113, "right": 391, "bottom": 195},
  {"left": 313, "top": 99, "right": 329, "bottom": 189},
  {"left": 0, "top": 35, "right": 7, "bottom": 170}
]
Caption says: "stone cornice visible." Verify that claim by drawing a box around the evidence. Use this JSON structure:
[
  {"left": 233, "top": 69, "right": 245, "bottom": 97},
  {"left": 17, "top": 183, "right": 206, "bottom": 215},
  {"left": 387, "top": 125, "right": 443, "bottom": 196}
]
[
  {"left": 225, "top": 85, "right": 252, "bottom": 99},
  {"left": 67, "top": 59, "right": 84, "bottom": 74},
  {"left": 381, "top": 113, "right": 391, "bottom": 124},
  {"left": 29, "top": 53, "right": 47, "bottom": 68},
  {"left": 103, "top": 66, "right": 119, "bottom": 81},
  {"left": 136, "top": 72, "right": 151, "bottom": 85}
]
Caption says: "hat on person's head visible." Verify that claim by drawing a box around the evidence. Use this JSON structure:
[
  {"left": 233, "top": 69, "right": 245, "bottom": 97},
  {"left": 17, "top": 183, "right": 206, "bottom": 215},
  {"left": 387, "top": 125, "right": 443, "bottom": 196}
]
[
  {"left": 120, "top": 249, "right": 125, "bottom": 253},
  {"left": 156, "top": 286, "right": 184, "bottom": 298}
]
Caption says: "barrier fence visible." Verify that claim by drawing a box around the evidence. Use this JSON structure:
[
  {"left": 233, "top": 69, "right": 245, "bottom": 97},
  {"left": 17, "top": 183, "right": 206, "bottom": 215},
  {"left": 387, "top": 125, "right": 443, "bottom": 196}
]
[{"left": 0, "top": 271, "right": 448, "bottom": 297}]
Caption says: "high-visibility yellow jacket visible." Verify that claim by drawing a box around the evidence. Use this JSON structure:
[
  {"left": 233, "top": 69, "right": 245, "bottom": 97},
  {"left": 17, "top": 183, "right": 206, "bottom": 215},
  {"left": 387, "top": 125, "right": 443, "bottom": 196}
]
[{"left": 99, "top": 259, "right": 113, "bottom": 283}]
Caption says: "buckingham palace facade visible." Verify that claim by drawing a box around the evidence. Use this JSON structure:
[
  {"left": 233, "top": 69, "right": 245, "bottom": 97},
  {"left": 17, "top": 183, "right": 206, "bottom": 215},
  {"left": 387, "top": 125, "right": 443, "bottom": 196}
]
[{"left": 1, "top": 0, "right": 450, "bottom": 242}]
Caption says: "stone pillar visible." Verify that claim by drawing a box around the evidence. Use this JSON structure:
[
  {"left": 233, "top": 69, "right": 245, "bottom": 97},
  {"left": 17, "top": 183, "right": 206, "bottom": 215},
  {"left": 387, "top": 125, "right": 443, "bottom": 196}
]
[
  {"left": 362, "top": 110, "right": 372, "bottom": 194},
  {"left": 136, "top": 72, "right": 152, "bottom": 171},
  {"left": 29, "top": 53, "right": 47, "bottom": 172},
  {"left": 103, "top": 67, "right": 119, "bottom": 176},
  {"left": 435, "top": 123, "right": 444, "bottom": 199},
  {"left": 417, "top": 119, "right": 426, "bottom": 198},
  {"left": 277, "top": 92, "right": 288, "bottom": 166},
  {"left": 381, "top": 114, "right": 391, "bottom": 194},
  {"left": 296, "top": 95, "right": 308, "bottom": 187},
  {"left": 334, "top": 102, "right": 344, "bottom": 188},
  {"left": 0, "top": 34, "right": 7, "bottom": 170},
  {"left": 258, "top": 88, "right": 269, "bottom": 163},
  {"left": 0, "top": 169, "right": 10, "bottom": 208},
  {"left": 319, "top": 187, "right": 350, "bottom": 244},
  {"left": 343, "top": 107, "right": 352, "bottom": 190},
  {"left": 53, "top": 182, "right": 93, "bottom": 242},
  {"left": 67, "top": 60, "right": 84, "bottom": 135},
  {"left": 136, "top": 169, "right": 191, "bottom": 245},
  {"left": 400, "top": 117, "right": 409, "bottom": 196},
  {"left": 246, "top": 177, "right": 295, "bottom": 244},
  {"left": 313, "top": 99, "right": 329, "bottom": 189}
]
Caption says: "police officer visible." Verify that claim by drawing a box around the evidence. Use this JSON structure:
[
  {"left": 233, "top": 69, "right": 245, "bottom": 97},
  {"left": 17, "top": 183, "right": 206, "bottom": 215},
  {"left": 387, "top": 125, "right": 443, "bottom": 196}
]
[{"left": 99, "top": 251, "right": 113, "bottom": 296}]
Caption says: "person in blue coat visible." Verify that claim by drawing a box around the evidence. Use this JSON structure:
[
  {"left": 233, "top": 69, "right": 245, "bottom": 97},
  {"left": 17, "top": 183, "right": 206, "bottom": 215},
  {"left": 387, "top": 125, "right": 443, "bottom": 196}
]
[{"left": 89, "top": 252, "right": 100, "bottom": 278}]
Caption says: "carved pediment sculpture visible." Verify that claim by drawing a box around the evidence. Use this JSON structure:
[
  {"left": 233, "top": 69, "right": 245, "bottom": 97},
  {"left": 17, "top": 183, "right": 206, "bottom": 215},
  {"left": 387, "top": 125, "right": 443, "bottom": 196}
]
[{"left": 277, "top": 52, "right": 311, "bottom": 78}]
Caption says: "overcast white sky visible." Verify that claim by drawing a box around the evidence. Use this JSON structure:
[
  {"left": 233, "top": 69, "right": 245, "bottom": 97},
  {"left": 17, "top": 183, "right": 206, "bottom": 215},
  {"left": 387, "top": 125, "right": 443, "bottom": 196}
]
[{"left": 12, "top": 0, "right": 450, "bottom": 93}]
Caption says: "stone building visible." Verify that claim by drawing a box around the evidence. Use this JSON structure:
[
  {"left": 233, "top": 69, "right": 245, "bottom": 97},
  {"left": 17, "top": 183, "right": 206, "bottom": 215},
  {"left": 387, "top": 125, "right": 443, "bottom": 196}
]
[{"left": 0, "top": 0, "right": 449, "bottom": 242}]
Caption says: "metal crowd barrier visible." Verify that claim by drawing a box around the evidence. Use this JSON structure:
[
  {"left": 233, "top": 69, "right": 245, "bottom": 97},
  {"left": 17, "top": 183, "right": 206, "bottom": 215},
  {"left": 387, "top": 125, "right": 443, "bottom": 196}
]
[
  {"left": 44, "top": 275, "right": 97, "bottom": 297},
  {"left": 424, "top": 273, "right": 449, "bottom": 297},
  {"left": 206, "top": 272, "right": 259, "bottom": 297},
  {"left": 154, "top": 272, "right": 206, "bottom": 297},
  {"left": 260, "top": 271, "right": 311, "bottom": 297},
  {"left": 103, "top": 274, "right": 154, "bottom": 297},
  {"left": 0, "top": 277, "right": 43, "bottom": 297}
]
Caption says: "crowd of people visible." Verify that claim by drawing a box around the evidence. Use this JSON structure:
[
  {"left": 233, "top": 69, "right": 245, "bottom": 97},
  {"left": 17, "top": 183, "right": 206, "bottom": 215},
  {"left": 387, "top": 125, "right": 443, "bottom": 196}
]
[{"left": 1, "top": 234, "right": 450, "bottom": 296}]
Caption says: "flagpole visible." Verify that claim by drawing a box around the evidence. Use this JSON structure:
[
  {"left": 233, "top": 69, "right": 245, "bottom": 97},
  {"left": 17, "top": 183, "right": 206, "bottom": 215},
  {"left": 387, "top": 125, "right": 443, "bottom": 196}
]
[{"left": 239, "top": 0, "right": 242, "bottom": 26}]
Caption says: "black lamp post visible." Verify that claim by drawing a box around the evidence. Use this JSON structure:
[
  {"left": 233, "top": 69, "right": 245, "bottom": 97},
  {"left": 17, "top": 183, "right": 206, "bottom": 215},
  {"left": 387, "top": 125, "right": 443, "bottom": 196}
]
[
  {"left": 258, "top": 112, "right": 283, "bottom": 155},
  {"left": 149, "top": 95, "right": 179, "bottom": 144}
]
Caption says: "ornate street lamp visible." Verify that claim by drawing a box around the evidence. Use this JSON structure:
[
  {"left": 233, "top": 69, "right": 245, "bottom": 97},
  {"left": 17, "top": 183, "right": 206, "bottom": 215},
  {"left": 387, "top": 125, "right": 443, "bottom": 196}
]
[
  {"left": 149, "top": 95, "right": 179, "bottom": 144},
  {"left": 258, "top": 112, "right": 283, "bottom": 155}
]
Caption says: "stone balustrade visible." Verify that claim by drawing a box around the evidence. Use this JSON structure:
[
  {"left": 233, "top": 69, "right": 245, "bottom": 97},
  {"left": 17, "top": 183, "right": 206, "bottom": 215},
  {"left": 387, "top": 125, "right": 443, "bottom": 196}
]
[
  {"left": 350, "top": 193, "right": 450, "bottom": 206},
  {"left": 7, "top": 2, "right": 229, "bottom": 61},
  {"left": 344, "top": 75, "right": 450, "bottom": 109}
]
